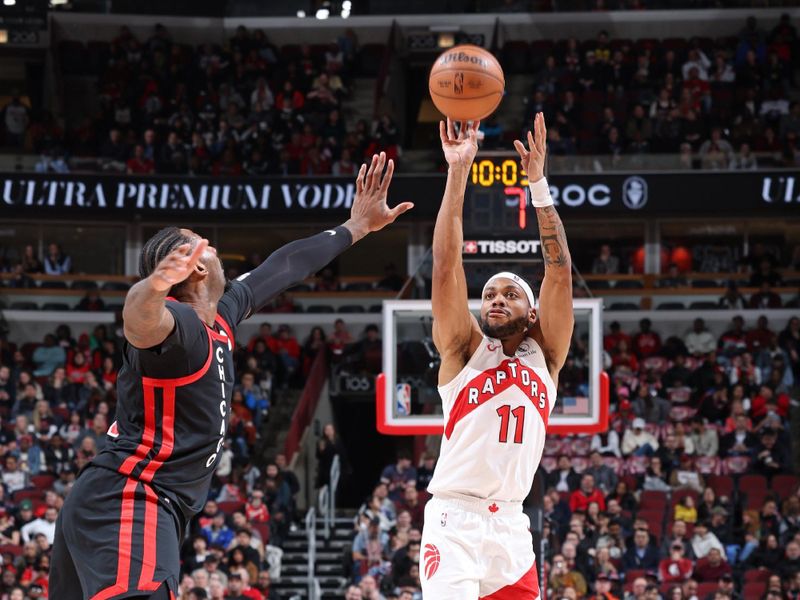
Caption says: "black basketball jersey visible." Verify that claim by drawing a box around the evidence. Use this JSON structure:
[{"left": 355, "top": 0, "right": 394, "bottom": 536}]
[{"left": 92, "top": 281, "right": 253, "bottom": 521}]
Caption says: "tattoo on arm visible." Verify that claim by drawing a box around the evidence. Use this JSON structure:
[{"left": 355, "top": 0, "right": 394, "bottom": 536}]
[{"left": 536, "top": 206, "right": 571, "bottom": 270}]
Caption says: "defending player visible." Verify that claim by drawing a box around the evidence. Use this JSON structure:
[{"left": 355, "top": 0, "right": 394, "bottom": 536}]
[
  {"left": 49, "top": 153, "right": 411, "bottom": 600},
  {"left": 421, "top": 114, "right": 573, "bottom": 598}
]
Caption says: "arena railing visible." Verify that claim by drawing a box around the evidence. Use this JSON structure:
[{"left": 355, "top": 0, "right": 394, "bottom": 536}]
[
  {"left": 317, "top": 455, "right": 341, "bottom": 541},
  {"left": 305, "top": 507, "right": 318, "bottom": 600}
]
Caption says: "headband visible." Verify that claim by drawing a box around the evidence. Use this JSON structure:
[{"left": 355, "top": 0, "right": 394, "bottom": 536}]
[{"left": 482, "top": 272, "right": 536, "bottom": 307}]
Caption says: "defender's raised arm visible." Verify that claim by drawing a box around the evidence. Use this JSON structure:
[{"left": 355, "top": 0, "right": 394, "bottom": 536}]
[
  {"left": 431, "top": 119, "right": 483, "bottom": 383},
  {"left": 514, "top": 112, "right": 574, "bottom": 377}
]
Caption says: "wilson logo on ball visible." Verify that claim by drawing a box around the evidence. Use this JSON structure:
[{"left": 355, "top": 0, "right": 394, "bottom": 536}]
[{"left": 424, "top": 543, "right": 441, "bottom": 579}]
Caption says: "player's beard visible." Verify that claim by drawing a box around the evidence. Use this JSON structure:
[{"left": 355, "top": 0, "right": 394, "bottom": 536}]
[{"left": 480, "top": 314, "right": 530, "bottom": 339}]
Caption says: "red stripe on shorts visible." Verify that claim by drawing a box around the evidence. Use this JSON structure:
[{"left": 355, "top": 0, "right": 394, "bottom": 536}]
[{"left": 479, "top": 562, "right": 539, "bottom": 600}]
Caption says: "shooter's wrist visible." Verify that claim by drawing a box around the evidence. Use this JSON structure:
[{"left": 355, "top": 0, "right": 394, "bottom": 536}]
[{"left": 528, "top": 176, "right": 554, "bottom": 208}]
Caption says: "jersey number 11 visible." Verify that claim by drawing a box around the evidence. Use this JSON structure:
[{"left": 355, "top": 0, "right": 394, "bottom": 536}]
[{"left": 496, "top": 405, "right": 525, "bottom": 444}]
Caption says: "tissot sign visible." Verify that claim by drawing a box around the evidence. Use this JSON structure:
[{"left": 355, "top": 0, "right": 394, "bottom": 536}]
[{"left": 0, "top": 171, "right": 797, "bottom": 219}]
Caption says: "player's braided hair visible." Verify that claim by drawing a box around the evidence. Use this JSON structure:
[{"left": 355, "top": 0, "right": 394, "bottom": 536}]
[{"left": 138, "top": 227, "right": 193, "bottom": 280}]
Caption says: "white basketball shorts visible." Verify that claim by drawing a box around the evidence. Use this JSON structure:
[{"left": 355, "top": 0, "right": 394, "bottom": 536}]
[{"left": 419, "top": 495, "right": 540, "bottom": 599}]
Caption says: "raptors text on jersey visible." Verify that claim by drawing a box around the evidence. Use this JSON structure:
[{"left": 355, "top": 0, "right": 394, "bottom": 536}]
[{"left": 428, "top": 336, "right": 557, "bottom": 502}]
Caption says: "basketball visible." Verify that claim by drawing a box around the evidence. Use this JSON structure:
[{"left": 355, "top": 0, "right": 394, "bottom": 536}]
[{"left": 429, "top": 44, "right": 505, "bottom": 121}]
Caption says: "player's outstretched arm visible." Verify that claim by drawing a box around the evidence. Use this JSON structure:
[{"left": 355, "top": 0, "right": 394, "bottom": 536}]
[
  {"left": 432, "top": 119, "right": 483, "bottom": 382},
  {"left": 239, "top": 152, "right": 413, "bottom": 313},
  {"left": 514, "top": 113, "right": 574, "bottom": 377},
  {"left": 123, "top": 238, "right": 209, "bottom": 349}
]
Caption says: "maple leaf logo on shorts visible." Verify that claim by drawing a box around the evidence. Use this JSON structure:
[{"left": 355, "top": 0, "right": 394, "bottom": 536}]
[{"left": 423, "top": 543, "right": 441, "bottom": 579}]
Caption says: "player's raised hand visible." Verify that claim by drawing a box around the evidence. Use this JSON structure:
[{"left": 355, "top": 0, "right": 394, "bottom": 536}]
[
  {"left": 440, "top": 118, "right": 480, "bottom": 169},
  {"left": 149, "top": 239, "right": 209, "bottom": 292},
  {"left": 514, "top": 112, "right": 547, "bottom": 182},
  {"left": 349, "top": 152, "right": 414, "bottom": 237}
]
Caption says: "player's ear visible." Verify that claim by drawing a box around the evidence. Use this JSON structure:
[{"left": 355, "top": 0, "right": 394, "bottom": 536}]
[
  {"left": 528, "top": 307, "right": 537, "bottom": 328},
  {"left": 190, "top": 260, "right": 209, "bottom": 282}
]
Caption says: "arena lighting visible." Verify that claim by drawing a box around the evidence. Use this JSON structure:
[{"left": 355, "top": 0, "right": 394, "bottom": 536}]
[
  {"left": 341, "top": 0, "right": 351, "bottom": 18},
  {"left": 316, "top": 8, "right": 329, "bottom": 18},
  {"left": 296, "top": 9, "right": 306, "bottom": 17},
  {"left": 437, "top": 33, "right": 455, "bottom": 48},
  {"left": 3, "top": 0, "right": 15, "bottom": 6},
  {"left": 0, "top": 30, "right": 7, "bottom": 44}
]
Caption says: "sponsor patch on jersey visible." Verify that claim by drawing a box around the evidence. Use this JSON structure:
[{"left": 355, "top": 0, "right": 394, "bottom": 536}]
[{"left": 424, "top": 543, "right": 441, "bottom": 579}]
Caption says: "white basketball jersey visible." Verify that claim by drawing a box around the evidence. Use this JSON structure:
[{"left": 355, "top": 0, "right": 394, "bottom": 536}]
[{"left": 427, "top": 336, "right": 557, "bottom": 503}]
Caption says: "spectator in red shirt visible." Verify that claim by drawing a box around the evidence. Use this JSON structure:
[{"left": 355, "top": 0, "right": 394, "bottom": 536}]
[
  {"left": 126, "top": 144, "right": 155, "bottom": 174},
  {"left": 611, "top": 339, "right": 639, "bottom": 373},
  {"left": 746, "top": 315, "right": 775, "bottom": 352},
  {"left": 633, "top": 318, "right": 662, "bottom": 359},
  {"left": 273, "top": 325, "right": 300, "bottom": 385},
  {"left": 659, "top": 541, "right": 694, "bottom": 584},
  {"left": 604, "top": 321, "right": 631, "bottom": 353},
  {"left": 693, "top": 547, "right": 731, "bottom": 582},
  {"left": 750, "top": 385, "right": 790, "bottom": 421},
  {"left": 245, "top": 490, "right": 269, "bottom": 523},
  {"left": 247, "top": 324, "right": 277, "bottom": 354},
  {"left": 750, "top": 282, "right": 783, "bottom": 309},
  {"left": 395, "top": 482, "right": 425, "bottom": 528},
  {"left": 569, "top": 474, "right": 606, "bottom": 513},
  {"left": 226, "top": 569, "right": 263, "bottom": 600},
  {"left": 66, "top": 352, "right": 90, "bottom": 385}
]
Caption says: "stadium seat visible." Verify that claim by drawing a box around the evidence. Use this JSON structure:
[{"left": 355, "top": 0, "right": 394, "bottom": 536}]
[
  {"left": 742, "top": 582, "right": 767, "bottom": 598},
  {"left": 696, "top": 582, "right": 719, "bottom": 597},
  {"left": 10, "top": 302, "right": 38, "bottom": 310},
  {"left": 640, "top": 490, "right": 668, "bottom": 511},
  {"left": 42, "top": 303, "right": 71, "bottom": 311},
  {"left": 739, "top": 474, "right": 768, "bottom": 494},
  {"left": 642, "top": 356, "right": 668, "bottom": 373},
  {"left": 13, "top": 489, "right": 42, "bottom": 503},
  {"left": 744, "top": 569, "right": 772, "bottom": 583},
  {"left": 338, "top": 305, "right": 365, "bottom": 313},
  {"left": 71, "top": 280, "right": 99, "bottom": 290},
  {"left": 288, "top": 284, "right": 312, "bottom": 292},
  {"left": 541, "top": 456, "right": 557, "bottom": 472},
  {"left": 636, "top": 510, "right": 664, "bottom": 539},
  {"left": 668, "top": 406, "right": 696, "bottom": 422},
  {"left": 608, "top": 302, "right": 640, "bottom": 311},
  {"left": 0, "top": 545, "right": 23, "bottom": 557},
  {"left": 217, "top": 501, "right": 245, "bottom": 514},
  {"left": 694, "top": 456, "right": 720, "bottom": 475},
  {"left": 571, "top": 437, "right": 591, "bottom": 456},
  {"left": 306, "top": 305, "right": 335, "bottom": 313},
  {"left": 690, "top": 279, "right": 719, "bottom": 288},
  {"left": 706, "top": 475, "right": 734, "bottom": 498},
  {"left": 101, "top": 281, "right": 131, "bottom": 291},
  {"left": 625, "top": 456, "right": 649, "bottom": 476},
  {"left": 571, "top": 457, "right": 588, "bottom": 473},
  {"left": 722, "top": 456, "right": 750, "bottom": 475},
  {"left": 671, "top": 489, "right": 698, "bottom": 508},
  {"left": 31, "top": 475, "right": 55, "bottom": 489},
  {"left": 656, "top": 302, "right": 685, "bottom": 310},
  {"left": 771, "top": 474, "right": 799, "bottom": 500},
  {"left": 252, "top": 522, "right": 270, "bottom": 545},
  {"left": 688, "top": 302, "right": 719, "bottom": 310},
  {"left": 39, "top": 280, "right": 68, "bottom": 289},
  {"left": 625, "top": 568, "right": 647, "bottom": 583},
  {"left": 369, "top": 305, "right": 383, "bottom": 313}
]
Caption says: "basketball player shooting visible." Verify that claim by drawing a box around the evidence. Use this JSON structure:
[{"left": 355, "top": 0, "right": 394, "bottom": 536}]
[
  {"left": 421, "top": 114, "right": 573, "bottom": 599},
  {"left": 48, "top": 153, "right": 411, "bottom": 600}
]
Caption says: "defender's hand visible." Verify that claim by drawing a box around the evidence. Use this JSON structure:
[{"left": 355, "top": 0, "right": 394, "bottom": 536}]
[
  {"left": 439, "top": 118, "right": 480, "bottom": 169},
  {"left": 348, "top": 152, "right": 413, "bottom": 241},
  {"left": 149, "top": 239, "right": 208, "bottom": 293},
  {"left": 514, "top": 112, "right": 547, "bottom": 183}
]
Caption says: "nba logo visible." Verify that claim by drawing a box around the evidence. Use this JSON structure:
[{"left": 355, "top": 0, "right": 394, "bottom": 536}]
[{"left": 396, "top": 383, "right": 411, "bottom": 416}]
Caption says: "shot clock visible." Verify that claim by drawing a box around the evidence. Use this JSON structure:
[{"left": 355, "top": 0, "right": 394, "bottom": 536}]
[{"left": 468, "top": 156, "right": 531, "bottom": 231}]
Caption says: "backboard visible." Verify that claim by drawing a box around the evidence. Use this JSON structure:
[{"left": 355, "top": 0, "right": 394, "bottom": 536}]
[{"left": 376, "top": 299, "right": 608, "bottom": 436}]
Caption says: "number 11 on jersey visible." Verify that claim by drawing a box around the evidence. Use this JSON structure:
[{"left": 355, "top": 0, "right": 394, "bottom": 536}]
[{"left": 496, "top": 405, "right": 525, "bottom": 444}]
